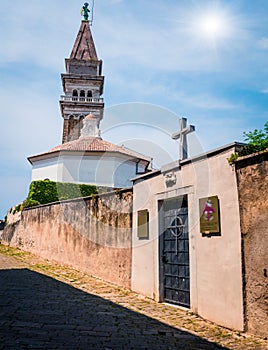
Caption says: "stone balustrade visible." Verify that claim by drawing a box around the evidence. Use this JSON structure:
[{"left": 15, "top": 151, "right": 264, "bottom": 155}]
[{"left": 60, "top": 96, "right": 104, "bottom": 103}]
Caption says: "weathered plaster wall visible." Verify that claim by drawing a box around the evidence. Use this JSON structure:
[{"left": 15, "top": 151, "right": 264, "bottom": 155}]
[
  {"left": 3, "top": 190, "right": 133, "bottom": 289},
  {"left": 236, "top": 150, "right": 268, "bottom": 338}
]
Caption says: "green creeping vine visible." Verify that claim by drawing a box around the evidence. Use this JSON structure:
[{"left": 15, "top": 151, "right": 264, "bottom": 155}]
[{"left": 21, "top": 180, "right": 98, "bottom": 210}]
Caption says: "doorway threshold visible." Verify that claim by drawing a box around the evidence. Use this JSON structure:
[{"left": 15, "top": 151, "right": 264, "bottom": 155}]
[{"left": 163, "top": 302, "right": 190, "bottom": 312}]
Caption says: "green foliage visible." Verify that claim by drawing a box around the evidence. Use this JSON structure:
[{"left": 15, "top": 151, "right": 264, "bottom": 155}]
[
  {"left": 21, "top": 199, "right": 41, "bottom": 211},
  {"left": 241, "top": 121, "right": 268, "bottom": 155},
  {"left": 28, "top": 180, "right": 58, "bottom": 205},
  {"left": 79, "top": 184, "right": 98, "bottom": 197},
  {"left": 12, "top": 204, "right": 22, "bottom": 215},
  {"left": 228, "top": 122, "right": 268, "bottom": 164},
  {"left": 22, "top": 180, "right": 98, "bottom": 209},
  {"left": 227, "top": 152, "right": 239, "bottom": 165}
]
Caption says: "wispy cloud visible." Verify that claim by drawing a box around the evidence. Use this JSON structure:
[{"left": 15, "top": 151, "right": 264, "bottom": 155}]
[
  {"left": 106, "top": 77, "right": 239, "bottom": 110},
  {"left": 0, "top": 2, "right": 80, "bottom": 71},
  {"left": 0, "top": 0, "right": 260, "bottom": 77},
  {"left": 95, "top": 1, "right": 252, "bottom": 75}
]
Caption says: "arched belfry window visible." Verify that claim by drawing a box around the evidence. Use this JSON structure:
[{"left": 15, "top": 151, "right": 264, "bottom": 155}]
[
  {"left": 80, "top": 90, "right": 85, "bottom": 97},
  {"left": 72, "top": 90, "right": 78, "bottom": 97},
  {"left": 87, "top": 91, "right": 93, "bottom": 98}
]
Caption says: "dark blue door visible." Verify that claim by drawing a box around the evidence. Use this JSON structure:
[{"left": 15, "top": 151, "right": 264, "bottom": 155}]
[{"left": 161, "top": 196, "right": 190, "bottom": 308}]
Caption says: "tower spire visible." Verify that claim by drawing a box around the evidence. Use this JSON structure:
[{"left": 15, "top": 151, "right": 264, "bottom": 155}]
[
  {"left": 59, "top": 11, "right": 104, "bottom": 144},
  {"left": 70, "top": 20, "right": 98, "bottom": 60}
]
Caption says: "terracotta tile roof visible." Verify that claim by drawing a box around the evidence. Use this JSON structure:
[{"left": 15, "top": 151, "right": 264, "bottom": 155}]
[{"left": 28, "top": 137, "right": 151, "bottom": 164}]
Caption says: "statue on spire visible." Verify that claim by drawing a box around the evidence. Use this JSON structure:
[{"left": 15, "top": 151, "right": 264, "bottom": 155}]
[{"left": 81, "top": 2, "right": 90, "bottom": 21}]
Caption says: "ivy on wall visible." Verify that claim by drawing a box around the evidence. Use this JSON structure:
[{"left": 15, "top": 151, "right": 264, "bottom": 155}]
[{"left": 21, "top": 180, "right": 98, "bottom": 210}]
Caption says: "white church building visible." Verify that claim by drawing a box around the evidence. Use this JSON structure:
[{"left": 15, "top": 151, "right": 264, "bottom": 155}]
[{"left": 28, "top": 19, "right": 150, "bottom": 189}]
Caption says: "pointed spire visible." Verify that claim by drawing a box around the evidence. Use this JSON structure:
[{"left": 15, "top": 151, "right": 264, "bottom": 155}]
[
  {"left": 60, "top": 11, "right": 104, "bottom": 144},
  {"left": 70, "top": 21, "right": 98, "bottom": 60}
]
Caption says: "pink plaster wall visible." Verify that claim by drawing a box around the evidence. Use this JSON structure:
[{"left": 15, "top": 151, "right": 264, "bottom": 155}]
[{"left": 3, "top": 190, "right": 133, "bottom": 289}]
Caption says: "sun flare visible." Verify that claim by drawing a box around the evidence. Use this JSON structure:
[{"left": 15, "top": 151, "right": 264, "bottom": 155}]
[
  {"left": 200, "top": 16, "right": 225, "bottom": 36},
  {"left": 197, "top": 13, "right": 230, "bottom": 40},
  {"left": 188, "top": 6, "right": 235, "bottom": 44}
]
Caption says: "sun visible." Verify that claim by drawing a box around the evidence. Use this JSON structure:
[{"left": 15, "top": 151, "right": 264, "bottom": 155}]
[
  {"left": 200, "top": 15, "right": 226, "bottom": 37},
  {"left": 196, "top": 12, "right": 230, "bottom": 40},
  {"left": 186, "top": 4, "right": 236, "bottom": 45}
]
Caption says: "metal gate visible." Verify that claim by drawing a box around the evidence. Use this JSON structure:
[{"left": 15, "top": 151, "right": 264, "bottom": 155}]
[{"left": 160, "top": 196, "right": 190, "bottom": 308}]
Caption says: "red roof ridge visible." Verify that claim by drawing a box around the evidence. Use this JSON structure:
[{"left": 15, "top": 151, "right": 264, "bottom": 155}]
[{"left": 28, "top": 137, "right": 151, "bottom": 164}]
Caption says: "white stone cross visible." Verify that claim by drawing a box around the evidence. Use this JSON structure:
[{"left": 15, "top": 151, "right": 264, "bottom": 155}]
[{"left": 172, "top": 117, "right": 195, "bottom": 161}]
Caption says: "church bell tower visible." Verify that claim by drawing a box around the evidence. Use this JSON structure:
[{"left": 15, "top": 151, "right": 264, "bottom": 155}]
[{"left": 60, "top": 11, "right": 104, "bottom": 143}]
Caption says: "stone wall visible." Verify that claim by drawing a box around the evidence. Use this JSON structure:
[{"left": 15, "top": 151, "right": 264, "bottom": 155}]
[
  {"left": 3, "top": 190, "right": 133, "bottom": 288},
  {"left": 235, "top": 150, "right": 268, "bottom": 338}
]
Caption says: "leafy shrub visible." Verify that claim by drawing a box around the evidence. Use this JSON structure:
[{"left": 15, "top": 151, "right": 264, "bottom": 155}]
[
  {"left": 228, "top": 152, "right": 239, "bottom": 165},
  {"left": 241, "top": 121, "right": 268, "bottom": 156},
  {"left": 22, "top": 180, "right": 98, "bottom": 209},
  {"left": 21, "top": 199, "right": 41, "bottom": 210},
  {"left": 27, "top": 180, "right": 58, "bottom": 205},
  {"left": 228, "top": 121, "right": 268, "bottom": 163}
]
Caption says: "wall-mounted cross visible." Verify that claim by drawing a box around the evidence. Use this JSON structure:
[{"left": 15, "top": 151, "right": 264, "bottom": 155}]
[{"left": 172, "top": 117, "right": 195, "bottom": 161}]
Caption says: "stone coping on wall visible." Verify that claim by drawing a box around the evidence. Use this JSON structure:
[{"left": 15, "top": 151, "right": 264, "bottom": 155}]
[{"left": 235, "top": 149, "right": 268, "bottom": 164}]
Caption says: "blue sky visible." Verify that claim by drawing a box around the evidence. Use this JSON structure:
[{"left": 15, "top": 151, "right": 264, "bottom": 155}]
[{"left": 0, "top": 0, "right": 268, "bottom": 217}]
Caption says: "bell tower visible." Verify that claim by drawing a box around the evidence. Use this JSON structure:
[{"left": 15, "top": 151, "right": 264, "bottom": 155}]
[{"left": 60, "top": 11, "right": 104, "bottom": 143}]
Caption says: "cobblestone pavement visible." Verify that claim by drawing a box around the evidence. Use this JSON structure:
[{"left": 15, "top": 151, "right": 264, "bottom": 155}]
[{"left": 0, "top": 245, "right": 267, "bottom": 350}]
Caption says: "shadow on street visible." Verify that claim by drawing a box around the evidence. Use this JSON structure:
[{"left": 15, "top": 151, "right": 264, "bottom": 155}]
[{"left": 0, "top": 268, "right": 229, "bottom": 349}]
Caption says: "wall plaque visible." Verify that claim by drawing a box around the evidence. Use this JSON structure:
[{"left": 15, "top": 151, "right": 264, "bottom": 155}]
[
  {"left": 199, "top": 196, "right": 220, "bottom": 234},
  {"left": 137, "top": 209, "right": 149, "bottom": 239}
]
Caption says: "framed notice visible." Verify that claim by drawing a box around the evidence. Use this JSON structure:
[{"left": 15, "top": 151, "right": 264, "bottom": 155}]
[
  {"left": 137, "top": 210, "right": 149, "bottom": 239},
  {"left": 199, "top": 196, "right": 220, "bottom": 234}
]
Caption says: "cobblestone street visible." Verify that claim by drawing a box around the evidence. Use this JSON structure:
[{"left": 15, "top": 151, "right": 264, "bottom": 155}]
[{"left": 0, "top": 245, "right": 267, "bottom": 350}]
